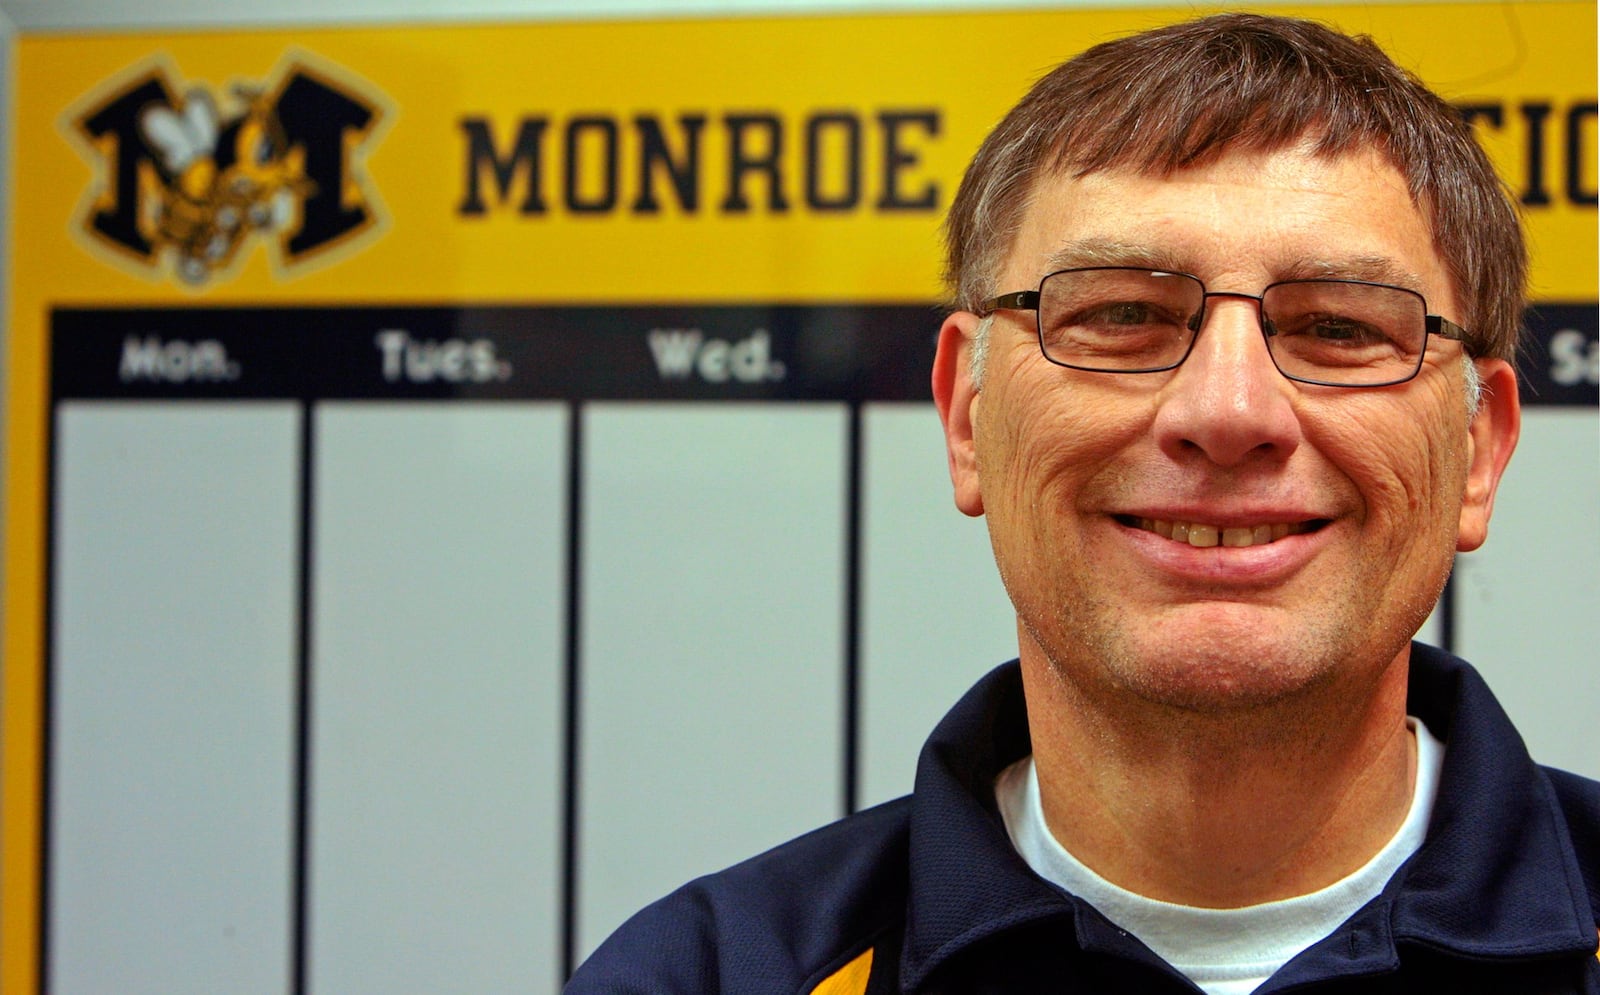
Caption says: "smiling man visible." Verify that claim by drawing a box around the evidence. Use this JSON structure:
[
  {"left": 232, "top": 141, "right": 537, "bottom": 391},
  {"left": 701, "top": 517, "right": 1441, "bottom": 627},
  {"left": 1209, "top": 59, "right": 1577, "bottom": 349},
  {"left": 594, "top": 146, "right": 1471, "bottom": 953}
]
[{"left": 567, "top": 14, "right": 1600, "bottom": 994}]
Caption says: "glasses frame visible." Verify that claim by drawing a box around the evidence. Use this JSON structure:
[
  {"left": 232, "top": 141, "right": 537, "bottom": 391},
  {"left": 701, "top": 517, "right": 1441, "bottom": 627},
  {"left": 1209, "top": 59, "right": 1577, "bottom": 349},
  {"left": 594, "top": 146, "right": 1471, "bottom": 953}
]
[{"left": 977, "top": 267, "right": 1468, "bottom": 388}]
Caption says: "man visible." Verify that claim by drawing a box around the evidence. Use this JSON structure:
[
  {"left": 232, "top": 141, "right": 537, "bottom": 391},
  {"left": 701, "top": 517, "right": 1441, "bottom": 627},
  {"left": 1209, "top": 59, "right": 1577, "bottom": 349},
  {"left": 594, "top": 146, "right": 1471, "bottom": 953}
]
[{"left": 568, "top": 13, "right": 1599, "bottom": 994}]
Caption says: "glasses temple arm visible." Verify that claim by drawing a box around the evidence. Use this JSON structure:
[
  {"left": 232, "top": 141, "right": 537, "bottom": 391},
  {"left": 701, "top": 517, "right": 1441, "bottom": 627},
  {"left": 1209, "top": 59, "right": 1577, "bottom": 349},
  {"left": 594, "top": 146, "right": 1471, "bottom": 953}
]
[
  {"left": 1427, "top": 314, "right": 1468, "bottom": 342},
  {"left": 976, "top": 290, "right": 1041, "bottom": 315}
]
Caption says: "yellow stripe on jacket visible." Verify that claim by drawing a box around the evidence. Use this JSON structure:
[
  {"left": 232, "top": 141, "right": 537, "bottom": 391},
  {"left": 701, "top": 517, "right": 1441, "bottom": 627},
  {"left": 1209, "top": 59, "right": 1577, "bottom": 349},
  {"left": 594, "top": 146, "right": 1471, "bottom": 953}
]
[{"left": 810, "top": 947, "right": 873, "bottom": 995}]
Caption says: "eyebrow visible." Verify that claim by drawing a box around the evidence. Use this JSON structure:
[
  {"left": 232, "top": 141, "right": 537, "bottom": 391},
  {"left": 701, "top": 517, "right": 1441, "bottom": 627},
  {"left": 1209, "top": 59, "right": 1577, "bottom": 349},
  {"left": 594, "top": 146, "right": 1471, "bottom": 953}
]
[
  {"left": 1044, "top": 239, "right": 1189, "bottom": 274},
  {"left": 1276, "top": 255, "right": 1426, "bottom": 290},
  {"left": 1042, "top": 241, "right": 1426, "bottom": 292}
]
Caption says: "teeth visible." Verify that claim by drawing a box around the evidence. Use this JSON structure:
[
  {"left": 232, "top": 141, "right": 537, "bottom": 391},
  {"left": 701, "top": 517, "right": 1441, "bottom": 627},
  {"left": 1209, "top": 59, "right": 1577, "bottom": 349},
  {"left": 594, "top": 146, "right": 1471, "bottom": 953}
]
[{"left": 1137, "top": 518, "right": 1311, "bottom": 548}]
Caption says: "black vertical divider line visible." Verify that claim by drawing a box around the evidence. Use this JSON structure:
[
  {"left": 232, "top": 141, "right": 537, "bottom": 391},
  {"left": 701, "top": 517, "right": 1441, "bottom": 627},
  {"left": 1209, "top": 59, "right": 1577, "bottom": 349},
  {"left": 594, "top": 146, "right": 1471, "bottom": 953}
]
[
  {"left": 1439, "top": 573, "right": 1456, "bottom": 655},
  {"left": 39, "top": 399, "right": 60, "bottom": 995},
  {"left": 291, "top": 401, "right": 315, "bottom": 995},
  {"left": 843, "top": 403, "right": 864, "bottom": 817},
  {"left": 561, "top": 404, "right": 584, "bottom": 983}
]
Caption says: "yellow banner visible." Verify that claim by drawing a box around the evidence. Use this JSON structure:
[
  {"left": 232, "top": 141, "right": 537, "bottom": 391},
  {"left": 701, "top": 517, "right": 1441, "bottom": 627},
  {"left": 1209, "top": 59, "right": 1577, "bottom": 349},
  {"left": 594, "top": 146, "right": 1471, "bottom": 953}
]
[
  {"left": 11, "top": 4, "right": 1597, "bottom": 308},
  {"left": 4, "top": 4, "right": 1595, "bottom": 988}
]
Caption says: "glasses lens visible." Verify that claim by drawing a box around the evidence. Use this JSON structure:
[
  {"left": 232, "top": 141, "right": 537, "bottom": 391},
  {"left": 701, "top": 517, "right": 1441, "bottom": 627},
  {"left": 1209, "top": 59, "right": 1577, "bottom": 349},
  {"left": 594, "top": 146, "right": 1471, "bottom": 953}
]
[
  {"left": 1037, "top": 269, "right": 1203, "bottom": 371},
  {"left": 1261, "top": 281, "right": 1427, "bottom": 385}
]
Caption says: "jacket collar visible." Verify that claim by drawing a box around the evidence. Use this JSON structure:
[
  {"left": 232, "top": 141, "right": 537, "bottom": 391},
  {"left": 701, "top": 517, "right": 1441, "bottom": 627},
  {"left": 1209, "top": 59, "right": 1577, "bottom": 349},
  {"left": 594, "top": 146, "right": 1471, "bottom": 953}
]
[
  {"left": 900, "top": 661, "right": 1074, "bottom": 990},
  {"left": 901, "top": 646, "right": 1596, "bottom": 989},
  {"left": 1386, "top": 643, "right": 1594, "bottom": 956}
]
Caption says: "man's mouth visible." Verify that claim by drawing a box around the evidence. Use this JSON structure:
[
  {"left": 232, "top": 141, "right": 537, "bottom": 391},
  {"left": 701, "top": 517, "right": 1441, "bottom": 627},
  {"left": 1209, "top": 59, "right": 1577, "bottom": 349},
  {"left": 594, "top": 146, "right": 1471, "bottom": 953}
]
[{"left": 1114, "top": 515, "right": 1327, "bottom": 548}]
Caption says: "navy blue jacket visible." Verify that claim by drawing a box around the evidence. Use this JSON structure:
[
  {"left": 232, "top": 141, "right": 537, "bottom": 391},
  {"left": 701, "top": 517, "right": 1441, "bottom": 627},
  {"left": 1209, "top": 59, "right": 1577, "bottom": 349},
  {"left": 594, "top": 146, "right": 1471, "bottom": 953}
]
[{"left": 569, "top": 644, "right": 1600, "bottom": 993}]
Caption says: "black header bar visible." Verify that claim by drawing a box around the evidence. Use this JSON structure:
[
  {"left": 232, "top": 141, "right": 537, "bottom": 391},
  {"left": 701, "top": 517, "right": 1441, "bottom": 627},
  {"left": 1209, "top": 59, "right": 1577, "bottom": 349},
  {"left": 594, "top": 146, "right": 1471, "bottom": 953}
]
[
  {"left": 52, "top": 305, "right": 939, "bottom": 403},
  {"left": 50, "top": 303, "right": 1594, "bottom": 405}
]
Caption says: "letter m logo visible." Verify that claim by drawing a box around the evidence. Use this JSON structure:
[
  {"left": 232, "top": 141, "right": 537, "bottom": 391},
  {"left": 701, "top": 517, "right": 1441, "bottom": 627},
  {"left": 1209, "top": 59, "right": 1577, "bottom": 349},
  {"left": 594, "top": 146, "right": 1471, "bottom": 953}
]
[{"left": 66, "top": 53, "right": 391, "bottom": 285}]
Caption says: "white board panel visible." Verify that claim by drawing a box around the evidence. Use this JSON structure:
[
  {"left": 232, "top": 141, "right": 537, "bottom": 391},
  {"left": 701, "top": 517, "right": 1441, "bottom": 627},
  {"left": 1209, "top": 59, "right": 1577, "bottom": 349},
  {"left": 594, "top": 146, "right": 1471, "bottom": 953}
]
[
  {"left": 857, "top": 402, "right": 1016, "bottom": 809},
  {"left": 50, "top": 401, "right": 300, "bottom": 995},
  {"left": 1454, "top": 408, "right": 1599, "bottom": 778},
  {"left": 307, "top": 402, "right": 568, "bottom": 993},
  {"left": 576, "top": 402, "right": 847, "bottom": 959}
]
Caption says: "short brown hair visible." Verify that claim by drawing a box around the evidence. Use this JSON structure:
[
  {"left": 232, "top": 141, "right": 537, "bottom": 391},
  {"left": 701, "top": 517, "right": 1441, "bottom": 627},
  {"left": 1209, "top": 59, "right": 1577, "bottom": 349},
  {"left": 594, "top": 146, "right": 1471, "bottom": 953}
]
[{"left": 944, "top": 12, "right": 1525, "bottom": 361}]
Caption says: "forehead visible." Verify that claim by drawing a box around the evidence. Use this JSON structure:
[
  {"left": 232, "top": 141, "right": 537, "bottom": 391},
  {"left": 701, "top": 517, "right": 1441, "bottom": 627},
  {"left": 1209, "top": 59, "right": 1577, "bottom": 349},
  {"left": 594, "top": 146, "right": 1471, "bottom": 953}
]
[{"left": 1007, "top": 146, "right": 1455, "bottom": 310}]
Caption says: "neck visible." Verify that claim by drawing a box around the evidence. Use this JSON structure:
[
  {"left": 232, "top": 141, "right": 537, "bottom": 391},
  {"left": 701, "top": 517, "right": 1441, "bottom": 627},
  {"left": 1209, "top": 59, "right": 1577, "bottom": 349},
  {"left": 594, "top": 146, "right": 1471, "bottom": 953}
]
[{"left": 1021, "top": 640, "right": 1417, "bottom": 908}]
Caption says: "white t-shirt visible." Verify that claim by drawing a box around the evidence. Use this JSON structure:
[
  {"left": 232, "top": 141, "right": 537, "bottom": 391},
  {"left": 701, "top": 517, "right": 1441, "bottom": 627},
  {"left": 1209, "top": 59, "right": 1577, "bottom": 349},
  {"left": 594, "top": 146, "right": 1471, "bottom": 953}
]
[{"left": 995, "top": 718, "right": 1445, "bottom": 995}]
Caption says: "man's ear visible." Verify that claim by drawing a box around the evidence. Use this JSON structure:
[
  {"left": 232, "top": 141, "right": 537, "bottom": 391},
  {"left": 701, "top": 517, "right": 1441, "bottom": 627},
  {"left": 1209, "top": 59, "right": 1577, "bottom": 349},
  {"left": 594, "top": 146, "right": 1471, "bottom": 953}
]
[
  {"left": 933, "top": 311, "right": 985, "bottom": 517},
  {"left": 1457, "top": 359, "right": 1520, "bottom": 552}
]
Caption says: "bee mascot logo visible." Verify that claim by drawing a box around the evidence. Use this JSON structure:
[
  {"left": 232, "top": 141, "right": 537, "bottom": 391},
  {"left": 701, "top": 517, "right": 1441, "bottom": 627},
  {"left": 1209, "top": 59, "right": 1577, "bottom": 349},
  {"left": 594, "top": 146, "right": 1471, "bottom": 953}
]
[{"left": 70, "top": 57, "right": 386, "bottom": 284}]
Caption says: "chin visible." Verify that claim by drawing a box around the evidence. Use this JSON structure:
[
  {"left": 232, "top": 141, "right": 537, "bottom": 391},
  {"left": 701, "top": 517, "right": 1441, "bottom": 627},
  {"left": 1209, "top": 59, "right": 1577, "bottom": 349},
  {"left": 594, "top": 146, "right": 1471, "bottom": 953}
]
[
  {"left": 1081, "top": 610, "right": 1361, "bottom": 715},
  {"left": 1117, "top": 649, "right": 1332, "bottom": 714}
]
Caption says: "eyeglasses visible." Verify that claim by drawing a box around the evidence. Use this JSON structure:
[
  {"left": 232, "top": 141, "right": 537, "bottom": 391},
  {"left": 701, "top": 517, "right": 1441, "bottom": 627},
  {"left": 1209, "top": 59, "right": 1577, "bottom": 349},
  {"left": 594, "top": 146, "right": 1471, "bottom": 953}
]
[{"left": 977, "top": 267, "right": 1467, "bottom": 388}]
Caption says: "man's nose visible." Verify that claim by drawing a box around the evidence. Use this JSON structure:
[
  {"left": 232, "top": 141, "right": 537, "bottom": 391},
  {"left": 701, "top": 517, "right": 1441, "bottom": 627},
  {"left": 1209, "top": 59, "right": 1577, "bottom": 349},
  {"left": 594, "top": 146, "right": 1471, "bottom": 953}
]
[{"left": 1151, "top": 298, "right": 1303, "bottom": 467}]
